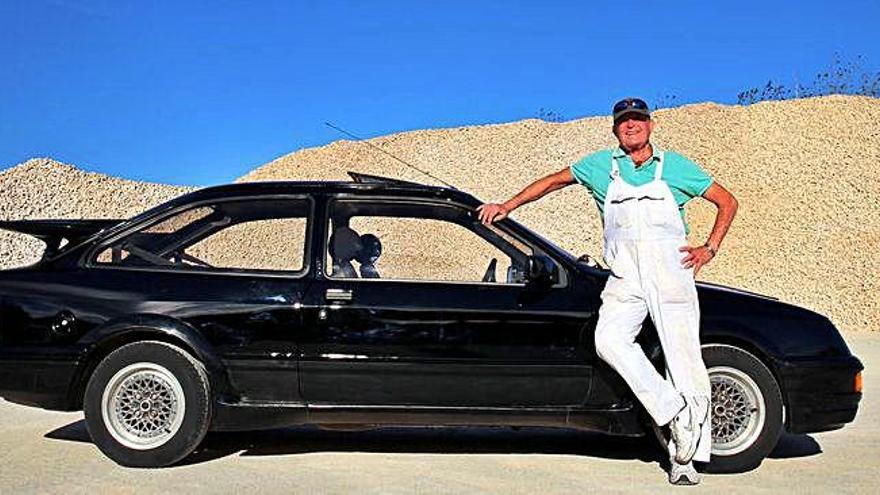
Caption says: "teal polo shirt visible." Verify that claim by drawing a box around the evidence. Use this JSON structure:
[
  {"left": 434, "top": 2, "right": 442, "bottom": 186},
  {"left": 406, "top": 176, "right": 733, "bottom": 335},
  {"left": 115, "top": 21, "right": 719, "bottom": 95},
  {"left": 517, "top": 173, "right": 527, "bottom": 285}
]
[{"left": 569, "top": 146, "right": 713, "bottom": 233}]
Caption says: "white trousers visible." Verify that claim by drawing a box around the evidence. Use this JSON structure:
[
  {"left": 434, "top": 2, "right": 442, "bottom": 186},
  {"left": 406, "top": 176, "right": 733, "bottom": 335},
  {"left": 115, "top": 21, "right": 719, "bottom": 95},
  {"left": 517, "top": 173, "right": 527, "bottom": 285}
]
[{"left": 595, "top": 238, "right": 712, "bottom": 463}]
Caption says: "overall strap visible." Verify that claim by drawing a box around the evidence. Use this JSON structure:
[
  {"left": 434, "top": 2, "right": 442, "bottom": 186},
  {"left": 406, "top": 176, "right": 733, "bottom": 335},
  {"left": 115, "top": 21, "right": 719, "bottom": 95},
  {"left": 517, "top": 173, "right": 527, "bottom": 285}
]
[
  {"left": 610, "top": 155, "right": 620, "bottom": 178},
  {"left": 653, "top": 151, "right": 665, "bottom": 181}
]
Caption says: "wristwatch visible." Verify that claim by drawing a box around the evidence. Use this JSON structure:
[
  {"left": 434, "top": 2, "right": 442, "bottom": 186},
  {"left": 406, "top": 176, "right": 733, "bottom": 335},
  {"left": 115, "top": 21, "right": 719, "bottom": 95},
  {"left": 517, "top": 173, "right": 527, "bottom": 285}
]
[{"left": 703, "top": 243, "right": 718, "bottom": 256}]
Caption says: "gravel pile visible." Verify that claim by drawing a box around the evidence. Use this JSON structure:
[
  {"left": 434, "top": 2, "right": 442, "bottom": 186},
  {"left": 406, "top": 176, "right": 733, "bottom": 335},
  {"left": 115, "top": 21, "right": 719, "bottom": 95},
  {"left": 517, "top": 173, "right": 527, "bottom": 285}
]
[
  {"left": 1, "top": 95, "right": 878, "bottom": 333},
  {"left": 241, "top": 95, "right": 880, "bottom": 333},
  {"left": 0, "top": 158, "right": 192, "bottom": 268}
]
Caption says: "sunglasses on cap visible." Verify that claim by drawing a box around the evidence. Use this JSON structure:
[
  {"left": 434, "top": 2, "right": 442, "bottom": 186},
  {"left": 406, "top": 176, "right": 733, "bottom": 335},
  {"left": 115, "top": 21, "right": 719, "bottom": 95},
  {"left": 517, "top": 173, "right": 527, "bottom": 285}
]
[{"left": 612, "top": 98, "right": 649, "bottom": 115}]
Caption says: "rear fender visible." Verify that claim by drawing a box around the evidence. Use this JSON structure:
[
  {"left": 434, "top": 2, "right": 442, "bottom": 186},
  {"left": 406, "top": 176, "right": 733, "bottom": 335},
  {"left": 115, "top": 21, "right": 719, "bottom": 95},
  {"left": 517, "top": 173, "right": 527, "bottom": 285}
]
[{"left": 69, "top": 313, "right": 232, "bottom": 407}]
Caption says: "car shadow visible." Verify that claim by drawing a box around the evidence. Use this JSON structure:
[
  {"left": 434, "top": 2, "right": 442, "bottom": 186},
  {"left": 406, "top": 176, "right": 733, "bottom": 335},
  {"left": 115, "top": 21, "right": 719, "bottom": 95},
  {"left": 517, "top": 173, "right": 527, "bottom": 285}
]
[
  {"left": 186, "top": 426, "right": 667, "bottom": 466},
  {"left": 44, "top": 420, "right": 823, "bottom": 467},
  {"left": 46, "top": 419, "right": 663, "bottom": 466},
  {"left": 44, "top": 419, "right": 91, "bottom": 443},
  {"left": 768, "top": 432, "right": 823, "bottom": 459}
]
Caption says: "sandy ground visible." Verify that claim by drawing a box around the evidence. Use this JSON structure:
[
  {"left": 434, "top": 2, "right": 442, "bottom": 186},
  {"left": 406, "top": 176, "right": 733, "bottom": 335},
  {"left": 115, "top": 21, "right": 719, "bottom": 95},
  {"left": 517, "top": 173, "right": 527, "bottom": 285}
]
[{"left": 0, "top": 332, "right": 876, "bottom": 495}]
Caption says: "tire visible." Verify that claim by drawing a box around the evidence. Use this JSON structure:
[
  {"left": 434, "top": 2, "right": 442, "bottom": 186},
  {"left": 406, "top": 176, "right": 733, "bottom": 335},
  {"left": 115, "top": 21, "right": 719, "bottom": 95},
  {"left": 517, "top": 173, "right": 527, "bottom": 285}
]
[
  {"left": 703, "top": 344, "right": 783, "bottom": 474},
  {"left": 83, "top": 341, "right": 211, "bottom": 467}
]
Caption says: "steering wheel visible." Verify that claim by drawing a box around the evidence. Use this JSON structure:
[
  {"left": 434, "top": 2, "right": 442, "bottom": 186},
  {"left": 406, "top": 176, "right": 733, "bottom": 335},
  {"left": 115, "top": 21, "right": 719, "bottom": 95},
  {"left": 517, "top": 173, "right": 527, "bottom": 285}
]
[{"left": 481, "top": 258, "right": 497, "bottom": 283}]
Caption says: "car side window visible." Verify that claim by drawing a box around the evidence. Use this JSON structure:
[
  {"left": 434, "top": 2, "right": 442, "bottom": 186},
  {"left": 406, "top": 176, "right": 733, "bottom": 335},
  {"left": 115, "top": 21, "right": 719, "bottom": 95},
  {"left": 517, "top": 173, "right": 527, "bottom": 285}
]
[
  {"left": 94, "top": 198, "right": 310, "bottom": 273},
  {"left": 325, "top": 199, "right": 532, "bottom": 284}
]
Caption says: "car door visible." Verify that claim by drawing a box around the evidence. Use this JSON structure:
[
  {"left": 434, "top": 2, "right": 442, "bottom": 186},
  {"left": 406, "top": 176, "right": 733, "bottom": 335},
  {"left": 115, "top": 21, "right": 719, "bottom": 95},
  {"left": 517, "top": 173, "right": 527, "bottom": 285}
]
[
  {"left": 298, "top": 195, "right": 595, "bottom": 408},
  {"left": 82, "top": 195, "right": 314, "bottom": 403}
]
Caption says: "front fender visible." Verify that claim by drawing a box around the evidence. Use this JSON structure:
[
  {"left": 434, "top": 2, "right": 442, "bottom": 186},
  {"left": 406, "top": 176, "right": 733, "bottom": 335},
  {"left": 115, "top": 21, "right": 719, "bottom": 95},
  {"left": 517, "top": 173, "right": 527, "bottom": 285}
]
[{"left": 701, "top": 318, "right": 785, "bottom": 361}]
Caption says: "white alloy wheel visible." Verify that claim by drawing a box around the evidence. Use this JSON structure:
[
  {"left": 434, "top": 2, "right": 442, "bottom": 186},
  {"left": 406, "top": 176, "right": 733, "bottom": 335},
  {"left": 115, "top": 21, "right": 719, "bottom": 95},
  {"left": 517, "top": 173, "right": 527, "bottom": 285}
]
[
  {"left": 709, "top": 365, "right": 766, "bottom": 456},
  {"left": 100, "top": 362, "right": 187, "bottom": 450}
]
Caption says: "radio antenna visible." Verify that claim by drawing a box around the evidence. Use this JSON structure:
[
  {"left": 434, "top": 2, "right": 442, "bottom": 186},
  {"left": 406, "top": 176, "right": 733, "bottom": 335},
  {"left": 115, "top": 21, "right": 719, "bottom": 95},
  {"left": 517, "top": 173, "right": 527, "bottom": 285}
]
[{"left": 324, "top": 121, "right": 457, "bottom": 189}]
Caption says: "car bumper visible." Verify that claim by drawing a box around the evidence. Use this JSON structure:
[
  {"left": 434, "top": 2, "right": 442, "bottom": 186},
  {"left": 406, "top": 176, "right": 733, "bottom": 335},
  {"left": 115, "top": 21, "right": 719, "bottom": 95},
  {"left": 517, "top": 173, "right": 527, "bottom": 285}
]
[
  {"left": 776, "top": 354, "right": 863, "bottom": 434},
  {"left": 0, "top": 351, "right": 80, "bottom": 410}
]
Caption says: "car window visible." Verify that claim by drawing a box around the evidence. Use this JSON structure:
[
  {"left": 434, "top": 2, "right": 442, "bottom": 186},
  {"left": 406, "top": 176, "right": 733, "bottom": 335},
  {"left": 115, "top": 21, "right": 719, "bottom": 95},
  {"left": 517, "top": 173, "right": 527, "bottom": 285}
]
[
  {"left": 142, "top": 206, "right": 214, "bottom": 234},
  {"left": 325, "top": 200, "right": 532, "bottom": 284},
  {"left": 94, "top": 198, "right": 310, "bottom": 273}
]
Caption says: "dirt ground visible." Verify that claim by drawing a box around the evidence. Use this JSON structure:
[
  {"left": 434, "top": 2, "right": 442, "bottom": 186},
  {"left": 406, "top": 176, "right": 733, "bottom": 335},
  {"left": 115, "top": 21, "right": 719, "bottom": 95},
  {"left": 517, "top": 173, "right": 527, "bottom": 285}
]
[{"left": 0, "top": 332, "right": 876, "bottom": 495}]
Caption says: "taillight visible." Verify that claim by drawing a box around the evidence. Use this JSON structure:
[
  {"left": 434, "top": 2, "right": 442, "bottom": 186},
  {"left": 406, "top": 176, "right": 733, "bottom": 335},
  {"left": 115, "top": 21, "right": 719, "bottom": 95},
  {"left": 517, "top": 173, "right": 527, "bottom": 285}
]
[{"left": 855, "top": 371, "right": 863, "bottom": 394}]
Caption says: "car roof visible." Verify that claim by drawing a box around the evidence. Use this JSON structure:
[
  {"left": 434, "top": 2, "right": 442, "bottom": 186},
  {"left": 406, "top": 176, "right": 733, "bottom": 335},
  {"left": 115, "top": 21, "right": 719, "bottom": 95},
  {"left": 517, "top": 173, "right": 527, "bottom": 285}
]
[
  {"left": 171, "top": 180, "right": 482, "bottom": 206},
  {"left": 36, "top": 177, "right": 488, "bottom": 265},
  {"left": 100, "top": 179, "right": 483, "bottom": 241}
]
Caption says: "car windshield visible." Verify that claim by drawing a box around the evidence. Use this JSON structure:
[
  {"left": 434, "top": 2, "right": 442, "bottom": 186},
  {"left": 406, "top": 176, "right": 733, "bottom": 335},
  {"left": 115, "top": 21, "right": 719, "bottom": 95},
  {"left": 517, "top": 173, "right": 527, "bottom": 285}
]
[{"left": 503, "top": 217, "right": 579, "bottom": 263}]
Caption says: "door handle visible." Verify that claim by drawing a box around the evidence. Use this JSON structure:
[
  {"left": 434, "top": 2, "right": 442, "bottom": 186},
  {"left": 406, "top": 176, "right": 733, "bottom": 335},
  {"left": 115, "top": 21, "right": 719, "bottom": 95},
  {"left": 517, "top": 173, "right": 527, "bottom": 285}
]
[{"left": 325, "top": 288, "right": 353, "bottom": 302}]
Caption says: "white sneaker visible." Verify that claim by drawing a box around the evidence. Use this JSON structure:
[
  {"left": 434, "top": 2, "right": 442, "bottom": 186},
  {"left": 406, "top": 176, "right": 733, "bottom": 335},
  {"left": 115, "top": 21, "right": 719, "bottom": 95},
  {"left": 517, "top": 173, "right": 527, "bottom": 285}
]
[
  {"left": 670, "top": 396, "right": 707, "bottom": 464},
  {"left": 668, "top": 460, "right": 701, "bottom": 485}
]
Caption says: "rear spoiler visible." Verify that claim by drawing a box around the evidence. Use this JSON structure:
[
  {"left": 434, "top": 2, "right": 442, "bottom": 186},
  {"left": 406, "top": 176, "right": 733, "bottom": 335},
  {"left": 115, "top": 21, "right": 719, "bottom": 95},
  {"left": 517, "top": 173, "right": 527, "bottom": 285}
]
[{"left": 0, "top": 219, "right": 124, "bottom": 259}]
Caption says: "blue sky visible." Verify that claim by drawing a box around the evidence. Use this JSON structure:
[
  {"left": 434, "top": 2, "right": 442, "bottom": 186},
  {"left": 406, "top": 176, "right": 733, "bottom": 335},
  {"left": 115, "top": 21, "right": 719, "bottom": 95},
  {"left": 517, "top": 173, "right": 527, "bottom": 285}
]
[{"left": 2, "top": 0, "right": 878, "bottom": 185}]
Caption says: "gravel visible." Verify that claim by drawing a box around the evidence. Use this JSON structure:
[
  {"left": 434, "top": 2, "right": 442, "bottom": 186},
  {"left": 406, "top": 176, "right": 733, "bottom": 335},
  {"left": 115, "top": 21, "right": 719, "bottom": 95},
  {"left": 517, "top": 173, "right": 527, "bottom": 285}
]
[
  {"left": 0, "top": 158, "right": 192, "bottom": 268},
  {"left": 241, "top": 95, "right": 880, "bottom": 333},
  {"left": 1, "top": 95, "right": 878, "bottom": 333}
]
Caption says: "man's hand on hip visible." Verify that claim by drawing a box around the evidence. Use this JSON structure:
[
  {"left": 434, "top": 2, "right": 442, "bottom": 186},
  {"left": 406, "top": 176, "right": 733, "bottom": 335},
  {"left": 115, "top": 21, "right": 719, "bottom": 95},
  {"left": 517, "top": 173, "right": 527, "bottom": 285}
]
[
  {"left": 679, "top": 245, "right": 715, "bottom": 276},
  {"left": 476, "top": 203, "right": 510, "bottom": 225}
]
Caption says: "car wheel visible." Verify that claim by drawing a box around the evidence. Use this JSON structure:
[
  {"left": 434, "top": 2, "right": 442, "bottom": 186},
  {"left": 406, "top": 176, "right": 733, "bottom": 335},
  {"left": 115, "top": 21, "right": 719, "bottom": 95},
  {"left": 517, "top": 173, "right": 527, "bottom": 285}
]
[
  {"left": 703, "top": 344, "right": 783, "bottom": 473},
  {"left": 83, "top": 341, "right": 211, "bottom": 467}
]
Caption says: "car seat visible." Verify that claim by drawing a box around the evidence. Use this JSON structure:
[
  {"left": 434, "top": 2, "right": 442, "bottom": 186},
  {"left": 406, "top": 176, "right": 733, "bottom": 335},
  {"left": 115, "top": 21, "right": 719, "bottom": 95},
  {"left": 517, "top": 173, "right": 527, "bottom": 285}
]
[
  {"left": 356, "top": 233, "right": 382, "bottom": 278},
  {"left": 328, "top": 226, "right": 362, "bottom": 278}
]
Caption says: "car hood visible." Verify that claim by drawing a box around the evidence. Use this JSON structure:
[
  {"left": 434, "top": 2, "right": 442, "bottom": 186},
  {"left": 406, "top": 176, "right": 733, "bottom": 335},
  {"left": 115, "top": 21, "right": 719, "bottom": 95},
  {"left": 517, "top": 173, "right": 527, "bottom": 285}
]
[
  {"left": 694, "top": 280, "right": 778, "bottom": 301},
  {"left": 576, "top": 264, "right": 779, "bottom": 303},
  {"left": 575, "top": 264, "right": 850, "bottom": 356},
  {"left": 583, "top": 267, "right": 852, "bottom": 359}
]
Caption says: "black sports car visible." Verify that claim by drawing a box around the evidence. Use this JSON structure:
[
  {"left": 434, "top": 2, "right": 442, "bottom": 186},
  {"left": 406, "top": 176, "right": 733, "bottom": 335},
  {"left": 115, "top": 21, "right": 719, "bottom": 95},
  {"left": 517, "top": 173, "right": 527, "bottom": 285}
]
[{"left": 0, "top": 173, "right": 862, "bottom": 471}]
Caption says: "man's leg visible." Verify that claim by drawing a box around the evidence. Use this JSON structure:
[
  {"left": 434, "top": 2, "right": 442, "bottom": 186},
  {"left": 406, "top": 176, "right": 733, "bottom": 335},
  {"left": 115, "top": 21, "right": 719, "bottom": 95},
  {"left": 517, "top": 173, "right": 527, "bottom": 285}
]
[
  {"left": 594, "top": 275, "right": 686, "bottom": 427},
  {"left": 644, "top": 244, "right": 712, "bottom": 463}
]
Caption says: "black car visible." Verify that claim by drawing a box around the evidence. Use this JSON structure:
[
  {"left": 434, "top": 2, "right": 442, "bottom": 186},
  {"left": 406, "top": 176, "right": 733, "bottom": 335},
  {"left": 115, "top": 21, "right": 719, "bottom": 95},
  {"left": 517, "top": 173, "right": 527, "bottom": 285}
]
[{"left": 0, "top": 173, "right": 862, "bottom": 471}]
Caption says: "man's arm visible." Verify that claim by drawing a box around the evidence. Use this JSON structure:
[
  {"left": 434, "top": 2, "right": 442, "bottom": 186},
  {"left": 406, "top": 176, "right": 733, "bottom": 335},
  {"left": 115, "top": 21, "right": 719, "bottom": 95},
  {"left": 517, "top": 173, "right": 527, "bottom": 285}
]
[
  {"left": 680, "top": 181, "right": 739, "bottom": 275},
  {"left": 477, "top": 167, "right": 577, "bottom": 225}
]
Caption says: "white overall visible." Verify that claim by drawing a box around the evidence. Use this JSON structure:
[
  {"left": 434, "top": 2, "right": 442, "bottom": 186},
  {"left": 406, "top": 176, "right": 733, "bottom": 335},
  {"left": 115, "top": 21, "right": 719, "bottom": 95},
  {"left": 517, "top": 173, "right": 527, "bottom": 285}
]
[{"left": 594, "top": 151, "right": 712, "bottom": 463}]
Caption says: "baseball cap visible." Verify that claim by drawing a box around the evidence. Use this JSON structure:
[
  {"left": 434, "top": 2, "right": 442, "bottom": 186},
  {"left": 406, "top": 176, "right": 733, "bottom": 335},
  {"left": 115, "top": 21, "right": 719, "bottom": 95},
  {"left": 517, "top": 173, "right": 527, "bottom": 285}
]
[{"left": 612, "top": 97, "right": 651, "bottom": 121}]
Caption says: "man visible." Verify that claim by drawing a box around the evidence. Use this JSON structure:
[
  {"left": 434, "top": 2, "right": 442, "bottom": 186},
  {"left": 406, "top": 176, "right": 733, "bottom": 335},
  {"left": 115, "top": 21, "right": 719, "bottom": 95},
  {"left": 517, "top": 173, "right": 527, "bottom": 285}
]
[{"left": 477, "top": 97, "right": 738, "bottom": 485}]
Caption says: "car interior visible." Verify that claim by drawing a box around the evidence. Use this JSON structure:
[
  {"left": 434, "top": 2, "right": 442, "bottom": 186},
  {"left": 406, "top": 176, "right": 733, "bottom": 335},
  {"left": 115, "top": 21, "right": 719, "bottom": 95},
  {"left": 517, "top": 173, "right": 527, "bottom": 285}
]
[
  {"left": 96, "top": 199, "right": 310, "bottom": 270},
  {"left": 326, "top": 199, "right": 532, "bottom": 284}
]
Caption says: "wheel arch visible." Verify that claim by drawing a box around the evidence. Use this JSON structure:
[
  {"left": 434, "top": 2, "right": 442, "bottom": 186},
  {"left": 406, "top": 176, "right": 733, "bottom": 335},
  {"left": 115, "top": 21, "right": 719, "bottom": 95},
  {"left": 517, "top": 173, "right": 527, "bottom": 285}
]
[
  {"left": 636, "top": 326, "right": 792, "bottom": 439},
  {"left": 700, "top": 336, "right": 789, "bottom": 427},
  {"left": 68, "top": 314, "right": 231, "bottom": 409}
]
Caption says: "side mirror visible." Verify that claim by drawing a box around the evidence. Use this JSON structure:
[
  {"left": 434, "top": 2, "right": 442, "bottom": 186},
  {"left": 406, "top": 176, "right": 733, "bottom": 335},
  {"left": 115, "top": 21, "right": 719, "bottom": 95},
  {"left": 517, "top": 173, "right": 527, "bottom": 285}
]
[
  {"left": 577, "top": 253, "right": 600, "bottom": 268},
  {"left": 525, "top": 255, "right": 559, "bottom": 290}
]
